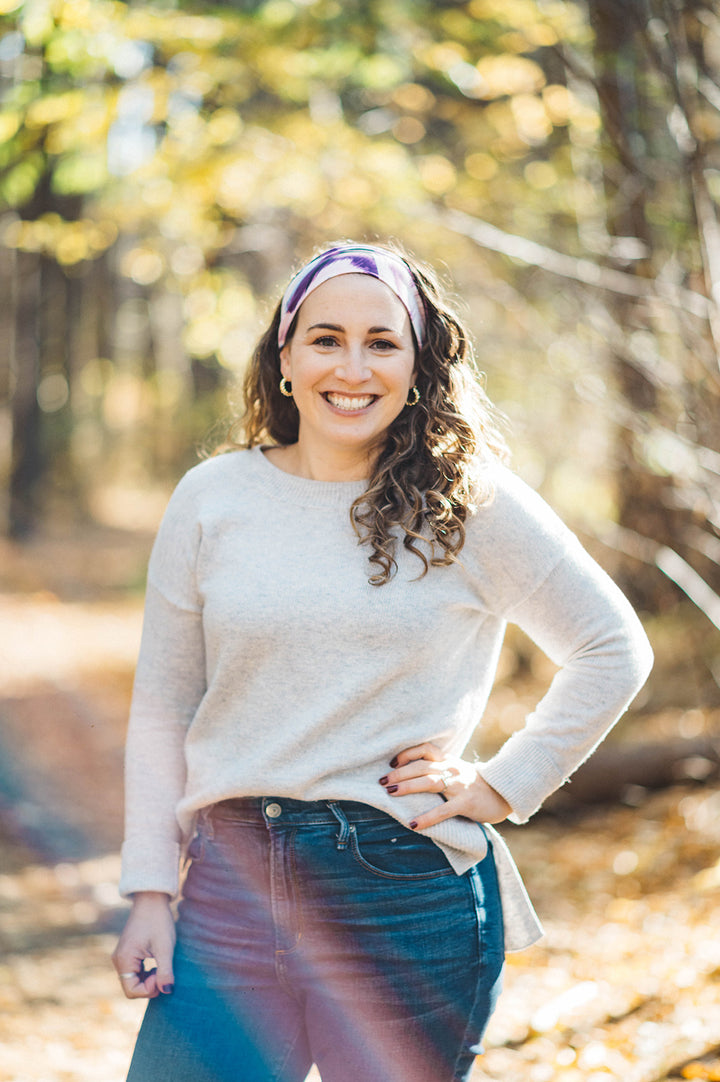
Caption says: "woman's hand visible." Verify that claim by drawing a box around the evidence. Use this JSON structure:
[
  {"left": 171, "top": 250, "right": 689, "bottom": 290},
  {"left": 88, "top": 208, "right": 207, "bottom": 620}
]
[
  {"left": 380, "top": 742, "right": 511, "bottom": 832},
  {"left": 112, "top": 891, "right": 176, "bottom": 1000}
]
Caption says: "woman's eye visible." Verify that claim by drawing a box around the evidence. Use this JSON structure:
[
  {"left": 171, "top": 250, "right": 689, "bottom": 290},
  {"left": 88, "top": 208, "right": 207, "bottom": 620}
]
[
  {"left": 371, "top": 339, "right": 397, "bottom": 351},
  {"left": 313, "top": 335, "right": 338, "bottom": 347}
]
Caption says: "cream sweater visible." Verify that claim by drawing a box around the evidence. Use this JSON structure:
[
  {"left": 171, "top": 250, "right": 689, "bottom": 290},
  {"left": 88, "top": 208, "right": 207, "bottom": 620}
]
[{"left": 120, "top": 446, "right": 653, "bottom": 950}]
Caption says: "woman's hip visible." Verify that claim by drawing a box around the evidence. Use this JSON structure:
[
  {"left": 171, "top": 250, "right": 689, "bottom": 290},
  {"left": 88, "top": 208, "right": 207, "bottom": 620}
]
[{"left": 177, "top": 796, "right": 503, "bottom": 982}]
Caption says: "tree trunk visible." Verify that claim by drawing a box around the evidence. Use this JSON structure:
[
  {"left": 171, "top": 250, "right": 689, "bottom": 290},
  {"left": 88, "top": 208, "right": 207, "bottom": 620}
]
[
  {"left": 588, "top": 0, "right": 718, "bottom": 612},
  {"left": 8, "top": 250, "right": 43, "bottom": 539}
]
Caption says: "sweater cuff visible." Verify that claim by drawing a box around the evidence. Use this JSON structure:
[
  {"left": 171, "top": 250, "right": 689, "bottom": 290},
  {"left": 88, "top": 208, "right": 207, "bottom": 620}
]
[
  {"left": 119, "top": 839, "right": 182, "bottom": 900},
  {"left": 477, "top": 735, "right": 565, "bottom": 824}
]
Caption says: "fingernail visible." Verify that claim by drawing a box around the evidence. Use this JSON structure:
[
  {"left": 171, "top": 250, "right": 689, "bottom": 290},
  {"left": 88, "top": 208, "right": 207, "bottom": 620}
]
[
  {"left": 409, "top": 820, "right": 418, "bottom": 829},
  {"left": 387, "top": 784, "right": 399, "bottom": 794},
  {"left": 161, "top": 984, "right": 174, "bottom": 995},
  {"left": 389, "top": 756, "right": 399, "bottom": 768},
  {"left": 378, "top": 775, "right": 389, "bottom": 786}
]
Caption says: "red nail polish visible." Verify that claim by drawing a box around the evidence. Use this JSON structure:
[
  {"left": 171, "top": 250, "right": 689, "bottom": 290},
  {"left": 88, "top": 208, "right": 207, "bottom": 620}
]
[
  {"left": 389, "top": 756, "right": 399, "bottom": 768},
  {"left": 379, "top": 776, "right": 389, "bottom": 786},
  {"left": 409, "top": 820, "right": 418, "bottom": 829},
  {"left": 387, "top": 784, "right": 399, "bottom": 793}
]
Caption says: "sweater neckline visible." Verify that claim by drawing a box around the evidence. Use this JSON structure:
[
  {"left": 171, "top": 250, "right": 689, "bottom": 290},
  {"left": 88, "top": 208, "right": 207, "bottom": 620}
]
[{"left": 250, "top": 445, "right": 369, "bottom": 508}]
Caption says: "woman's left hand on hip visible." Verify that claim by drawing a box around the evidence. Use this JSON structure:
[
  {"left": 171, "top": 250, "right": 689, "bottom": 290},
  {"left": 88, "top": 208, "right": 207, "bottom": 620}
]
[{"left": 379, "top": 742, "right": 511, "bottom": 831}]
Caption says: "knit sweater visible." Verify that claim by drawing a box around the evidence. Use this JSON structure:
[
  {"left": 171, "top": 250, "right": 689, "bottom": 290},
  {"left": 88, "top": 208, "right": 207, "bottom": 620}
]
[{"left": 120, "top": 446, "right": 653, "bottom": 951}]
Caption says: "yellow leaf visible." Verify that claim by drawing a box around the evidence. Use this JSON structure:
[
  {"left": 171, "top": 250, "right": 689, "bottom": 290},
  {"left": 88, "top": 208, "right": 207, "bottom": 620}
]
[
  {"left": 418, "top": 155, "right": 457, "bottom": 195},
  {"left": 475, "top": 55, "right": 546, "bottom": 99},
  {"left": 0, "top": 111, "right": 20, "bottom": 142},
  {"left": 26, "top": 91, "right": 85, "bottom": 128}
]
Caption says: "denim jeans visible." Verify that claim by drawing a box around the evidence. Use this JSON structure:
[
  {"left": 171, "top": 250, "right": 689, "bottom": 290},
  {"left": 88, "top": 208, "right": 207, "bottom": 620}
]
[{"left": 126, "top": 797, "right": 505, "bottom": 1082}]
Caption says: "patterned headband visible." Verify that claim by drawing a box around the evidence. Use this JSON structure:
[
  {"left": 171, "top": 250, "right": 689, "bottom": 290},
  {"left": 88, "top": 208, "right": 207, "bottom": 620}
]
[{"left": 277, "top": 244, "right": 426, "bottom": 350}]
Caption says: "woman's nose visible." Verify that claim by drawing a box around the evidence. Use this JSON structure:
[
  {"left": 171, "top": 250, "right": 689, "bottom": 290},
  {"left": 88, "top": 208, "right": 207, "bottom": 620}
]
[{"left": 334, "top": 346, "right": 371, "bottom": 383}]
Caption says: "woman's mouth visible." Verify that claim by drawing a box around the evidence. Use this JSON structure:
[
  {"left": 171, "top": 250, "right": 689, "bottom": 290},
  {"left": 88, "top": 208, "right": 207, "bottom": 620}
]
[{"left": 323, "top": 393, "right": 377, "bottom": 413}]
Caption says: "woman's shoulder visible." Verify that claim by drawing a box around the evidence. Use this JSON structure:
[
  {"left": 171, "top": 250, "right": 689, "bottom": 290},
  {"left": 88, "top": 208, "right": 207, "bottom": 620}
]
[
  {"left": 147, "top": 450, "right": 259, "bottom": 593},
  {"left": 168, "top": 447, "right": 257, "bottom": 500},
  {"left": 181, "top": 446, "right": 256, "bottom": 482},
  {"left": 463, "top": 458, "right": 582, "bottom": 587},
  {"left": 472, "top": 459, "right": 573, "bottom": 540},
  {"left": 153, "top": 449, "right": 258, "bottom": 535}
]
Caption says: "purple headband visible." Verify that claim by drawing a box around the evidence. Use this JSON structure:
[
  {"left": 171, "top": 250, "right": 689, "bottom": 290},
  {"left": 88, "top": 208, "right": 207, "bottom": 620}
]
[{"left": 278, "top": 244, "right": 426, "bottom": 350}]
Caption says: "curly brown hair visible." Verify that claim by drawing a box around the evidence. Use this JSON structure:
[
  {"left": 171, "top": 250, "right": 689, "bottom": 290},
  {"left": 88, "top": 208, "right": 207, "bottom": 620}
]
[{"left": 225, "top": 243, "right": 508, "bottom": 585}]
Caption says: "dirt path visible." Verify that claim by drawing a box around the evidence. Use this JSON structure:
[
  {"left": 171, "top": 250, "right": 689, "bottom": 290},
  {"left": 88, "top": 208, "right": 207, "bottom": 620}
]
[
  {"left": 1, "top": 543, "right": 719, "bottom": 1081},
  {"left": 1, "top": 782, "right": 719, "bottom": 1082}
]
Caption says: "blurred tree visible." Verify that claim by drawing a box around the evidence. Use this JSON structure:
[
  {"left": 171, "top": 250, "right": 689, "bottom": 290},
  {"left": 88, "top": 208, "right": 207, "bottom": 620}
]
[
  {"left": 580, "top": 0, "right": 720, "bottom": 613},
  {"left": 0, "top": 0, "right": 718, "bottom": 633}
]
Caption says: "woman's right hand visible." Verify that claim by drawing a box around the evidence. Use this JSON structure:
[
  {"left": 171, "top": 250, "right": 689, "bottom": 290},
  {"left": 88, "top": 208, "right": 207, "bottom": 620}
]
[{"left": 112, "top": 891, "right": 176, "bottom": 999}]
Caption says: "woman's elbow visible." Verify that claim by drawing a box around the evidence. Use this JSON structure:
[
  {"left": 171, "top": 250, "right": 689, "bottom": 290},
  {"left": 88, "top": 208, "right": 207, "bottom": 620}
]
[{"left": 619, "top": 620, "right": 654, "bottom": 700}]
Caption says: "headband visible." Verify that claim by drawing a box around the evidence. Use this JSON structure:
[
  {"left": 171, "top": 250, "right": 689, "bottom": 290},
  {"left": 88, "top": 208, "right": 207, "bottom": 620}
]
[{"left": 278, "top": 244, "right": 426, "bottom": 350}]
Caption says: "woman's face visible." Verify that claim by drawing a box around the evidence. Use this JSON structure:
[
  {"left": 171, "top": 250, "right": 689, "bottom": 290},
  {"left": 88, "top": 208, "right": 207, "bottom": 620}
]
[{"left": 280, "top": 274, "right": 417, "bottom": 472}]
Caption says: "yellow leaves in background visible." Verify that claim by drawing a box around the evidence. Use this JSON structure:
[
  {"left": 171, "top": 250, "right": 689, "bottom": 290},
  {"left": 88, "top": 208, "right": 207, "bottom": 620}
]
[
  {"left": 682, "top": 1061, "right": 720, "bottom": 1080},
  {"left": 181, "top": 273, "right": 257, "bottom": 368},
  {"left": 25, "top": 90, "right": 84, "bottom": 127},
  {"left": 120, "top": 247, "right": 164, "bottom": 287},
  {"left": 392, "top": 83, "right": 435, "bottom": 113},
  {"left": 392, "top": 117, "right": 426, "bottom": 144},
  {"left": 3, "top": 214, "right": 117, "bottom": 264},
  {"left": 475, "top": 55, "right": 546, "bottom": 98},
  {"left": 124, "top": 8, "right": 229, "bottom": 50},
  {"left": 524, "top": 160, "right": 558, "bottom": 190},
  {"left": 0, "top": 0, "right": 604, "bottom": 385},
  {"left": 102, "top": 370, "right": 152, "bottom": 432},
  {"left": 0, "top": 111, "right": 21, "bottom": 142},
  {"left": 216, "top": 157, "right": 260, "bottom": 217},
  {"left": 468, "top": 0, "right": 589, "bottom": 48},
  {"left": 418, "top": 155, "right": 457, "bottom": 195},
  {"left": 206, "top": 108, "right": 243, "bottom": 147},
  {"left": 511, "top": 92, "right": 553, "bottom": 144},
  {"left": 420, "top": 41, "right": 469, "bottom": 74},
  {"left": 358, "top": 53, "right": 409, "bottom": 92},
  {"left": 465, "top": 152, "right": 499, "bottom": 181}
]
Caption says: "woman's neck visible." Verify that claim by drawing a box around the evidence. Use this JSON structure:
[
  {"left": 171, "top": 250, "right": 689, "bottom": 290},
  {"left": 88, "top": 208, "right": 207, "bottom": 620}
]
[{"left": 264, "top": 443, "right": 372, "bottom": 482}]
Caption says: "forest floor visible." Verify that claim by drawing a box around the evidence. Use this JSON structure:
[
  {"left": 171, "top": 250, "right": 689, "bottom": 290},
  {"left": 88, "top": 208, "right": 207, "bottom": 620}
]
[{"left": 1, "top": 528, "right": 720, "bottom": 1082}]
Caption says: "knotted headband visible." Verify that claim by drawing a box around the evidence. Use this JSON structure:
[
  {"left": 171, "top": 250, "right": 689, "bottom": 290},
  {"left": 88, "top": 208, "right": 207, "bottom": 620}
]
[{"left": 278, "top": 244, "right": 426, "bottom": 350}]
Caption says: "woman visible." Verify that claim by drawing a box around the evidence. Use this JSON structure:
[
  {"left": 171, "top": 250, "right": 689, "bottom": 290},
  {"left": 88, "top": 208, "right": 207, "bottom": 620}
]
[{"left": 113, "top": 242, "right": 653, "bottom": 1082}]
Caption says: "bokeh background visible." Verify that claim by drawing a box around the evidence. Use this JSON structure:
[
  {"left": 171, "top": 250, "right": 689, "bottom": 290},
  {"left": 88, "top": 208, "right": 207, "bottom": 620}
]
[{"left": 1, "top": 1, "right": 720, "bottom": 1080}]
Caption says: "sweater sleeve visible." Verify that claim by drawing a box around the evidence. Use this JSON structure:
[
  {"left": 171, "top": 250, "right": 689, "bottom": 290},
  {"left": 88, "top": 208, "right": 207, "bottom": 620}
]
[
  {"left": 119, "top": 585, "right": 206, "bottom": 897},
  {"left": 476, "top": 533, "right": 653, "bottom": 822},
  {"left": 119, "top": 472, "right": 207, "bottom": 898}
]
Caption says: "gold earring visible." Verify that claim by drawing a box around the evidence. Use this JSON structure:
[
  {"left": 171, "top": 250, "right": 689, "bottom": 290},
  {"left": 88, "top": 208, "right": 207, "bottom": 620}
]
[
  {"left": 279, "top": 376, "right": 293, "bottom": 398},
  {"left": 405, "top": 386, "right": 420, "bottom": 407}
]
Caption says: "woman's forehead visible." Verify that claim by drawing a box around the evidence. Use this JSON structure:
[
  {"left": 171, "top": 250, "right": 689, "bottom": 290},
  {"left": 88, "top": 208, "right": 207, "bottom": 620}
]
[{"left": 296, "top": 274, "right": 411, "bottom": 327}]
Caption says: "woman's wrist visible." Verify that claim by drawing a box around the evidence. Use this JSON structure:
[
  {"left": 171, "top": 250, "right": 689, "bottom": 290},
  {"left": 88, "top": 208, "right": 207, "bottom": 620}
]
[
  {"left": 474, "top": 772, "right": 512, "bottom": 822},
  {"left": 130, "top": 890, "right": 172, "bottom": 909}
]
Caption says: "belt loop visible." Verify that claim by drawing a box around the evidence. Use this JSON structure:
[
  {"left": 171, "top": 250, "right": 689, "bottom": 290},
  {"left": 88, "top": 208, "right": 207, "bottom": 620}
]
[
  {"left": 200, "top": 805, "right": 215, "bottom": 840},
  {"left": 326, "top": 801, "right": 350, "bottom": 850}
]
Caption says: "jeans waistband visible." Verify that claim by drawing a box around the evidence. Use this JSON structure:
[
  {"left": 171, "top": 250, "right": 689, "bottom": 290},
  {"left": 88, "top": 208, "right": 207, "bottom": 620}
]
[{"left": 211, "top": 797, "right": 393, "bottom": 828}]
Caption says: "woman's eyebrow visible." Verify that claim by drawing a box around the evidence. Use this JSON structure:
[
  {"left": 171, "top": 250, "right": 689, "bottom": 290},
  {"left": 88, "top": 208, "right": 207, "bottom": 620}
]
[{"left": 306, "top": 322, "right": 400, "bottom": 334}]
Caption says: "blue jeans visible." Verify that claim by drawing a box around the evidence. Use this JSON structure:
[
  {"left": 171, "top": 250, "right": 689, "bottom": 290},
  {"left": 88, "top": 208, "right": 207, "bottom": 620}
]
[{"left": 126, "top": 798, "right": 505, "bottom": 1082}]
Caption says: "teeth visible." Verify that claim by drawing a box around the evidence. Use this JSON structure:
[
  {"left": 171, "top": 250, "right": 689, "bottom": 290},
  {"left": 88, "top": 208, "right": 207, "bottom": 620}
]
[{"left": 326, "top": 394, "right": 375, "bottom": 412}]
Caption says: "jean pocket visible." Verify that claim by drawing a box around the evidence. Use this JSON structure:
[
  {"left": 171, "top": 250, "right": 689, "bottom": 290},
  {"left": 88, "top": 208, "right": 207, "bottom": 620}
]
[{"left": 349, "top": 821, "right": 455, "bottom": 881}]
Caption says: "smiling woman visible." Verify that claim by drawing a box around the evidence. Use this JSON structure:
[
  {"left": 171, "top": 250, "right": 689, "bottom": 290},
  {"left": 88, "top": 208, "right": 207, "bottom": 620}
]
[
  {"left": 113, "top": 242, "right": 653, "bottom": 1082},
  {"left": 273, "top": 273, "right": 418, "bottom": 479},
  {"left": 238, "top": 242, "right": 507, "bottom": 586}
]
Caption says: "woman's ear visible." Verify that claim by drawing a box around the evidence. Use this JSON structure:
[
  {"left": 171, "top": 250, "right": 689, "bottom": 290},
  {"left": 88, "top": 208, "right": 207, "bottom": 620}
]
[{"left": 279, "top": 344, "right": 291, "bottom": 380}]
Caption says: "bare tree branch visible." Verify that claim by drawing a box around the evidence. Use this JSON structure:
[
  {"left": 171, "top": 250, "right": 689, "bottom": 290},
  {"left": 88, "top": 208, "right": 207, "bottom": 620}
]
[
  {"left": 435, "top": 207, "right": 711, "bottom": 319},
  {"left": 591, "top": 521, "right": 720, "bottom": 630}
]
